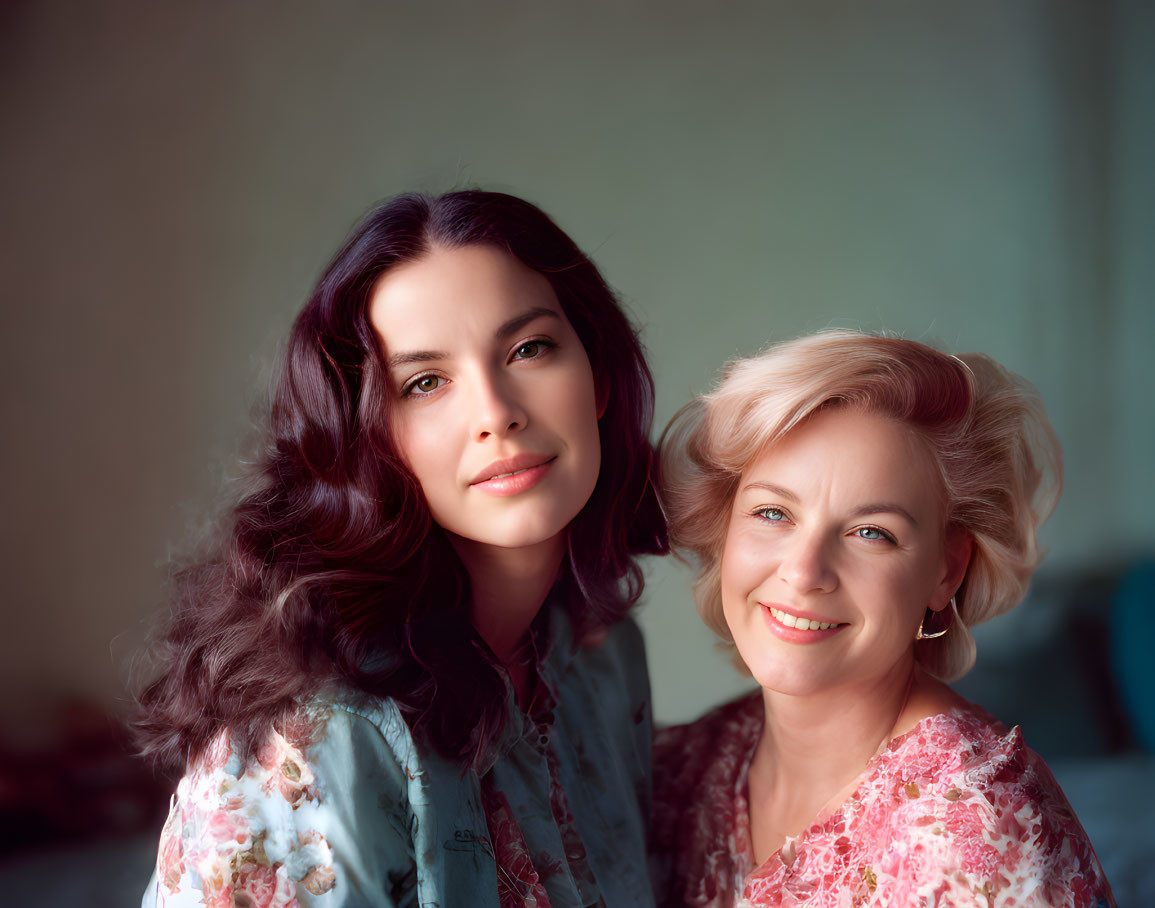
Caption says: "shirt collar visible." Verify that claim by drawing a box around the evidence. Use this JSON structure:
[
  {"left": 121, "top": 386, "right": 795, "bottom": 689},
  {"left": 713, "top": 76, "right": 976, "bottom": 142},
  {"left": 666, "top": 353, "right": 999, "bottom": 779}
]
[{"left": 475, "top": 594, "right": 579, "bottom": 773}]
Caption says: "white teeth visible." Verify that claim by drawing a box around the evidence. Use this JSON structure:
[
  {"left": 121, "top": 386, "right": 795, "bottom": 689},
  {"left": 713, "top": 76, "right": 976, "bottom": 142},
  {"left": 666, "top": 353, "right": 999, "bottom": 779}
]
[
  {"left": 769, "top": 607, "right": 835, "bottom": 631},
  {"left": 491, "top": 467, "right": 530, "bottom": 480}
]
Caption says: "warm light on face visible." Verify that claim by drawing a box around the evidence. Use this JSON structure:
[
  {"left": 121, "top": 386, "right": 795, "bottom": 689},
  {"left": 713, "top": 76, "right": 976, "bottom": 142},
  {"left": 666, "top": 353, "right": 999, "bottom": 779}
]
[
  {"left": 369, "top": 244, "right": 602, "bottom": 560},
  {"left": 720, "top": 406, "right": 958, "bottom": 697}
]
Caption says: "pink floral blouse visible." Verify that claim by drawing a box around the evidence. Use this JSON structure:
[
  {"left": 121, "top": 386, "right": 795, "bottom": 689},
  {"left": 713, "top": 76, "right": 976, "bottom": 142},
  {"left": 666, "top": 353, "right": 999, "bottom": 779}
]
[{"left": 651, "top": 694, "right": 1114, "bottom": 908}]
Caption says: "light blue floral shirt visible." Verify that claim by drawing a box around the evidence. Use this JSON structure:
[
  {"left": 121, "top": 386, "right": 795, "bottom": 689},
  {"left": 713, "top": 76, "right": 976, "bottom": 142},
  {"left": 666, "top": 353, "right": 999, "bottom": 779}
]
[{"left": 141, "top": 610, "right": 653, "bottom": 907}]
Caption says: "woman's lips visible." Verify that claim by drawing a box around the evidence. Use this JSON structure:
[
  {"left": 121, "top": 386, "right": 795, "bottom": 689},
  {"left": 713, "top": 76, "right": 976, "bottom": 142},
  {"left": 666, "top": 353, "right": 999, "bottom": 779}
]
[
  {"left": 470, "top": 454, "right": 556, "bottom": 497},
  {"left": 761, "top": 603, "right": 847, "bottom": 643}
]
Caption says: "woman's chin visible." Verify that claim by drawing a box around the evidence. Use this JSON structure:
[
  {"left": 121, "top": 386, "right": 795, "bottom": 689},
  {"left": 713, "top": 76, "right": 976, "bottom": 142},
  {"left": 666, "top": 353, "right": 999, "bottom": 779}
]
[{"left": 744, "top": 662, "right": 838, "bottom": 699}]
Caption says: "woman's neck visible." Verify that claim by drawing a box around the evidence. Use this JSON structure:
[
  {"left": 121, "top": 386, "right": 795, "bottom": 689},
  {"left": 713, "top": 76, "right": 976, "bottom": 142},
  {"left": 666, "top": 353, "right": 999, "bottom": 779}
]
[
  {"left": 449, "top": 530, "right": 565, "bottom": 664},
  {"left": 747, "top": 658, "right": 962, "bottom": 863}
]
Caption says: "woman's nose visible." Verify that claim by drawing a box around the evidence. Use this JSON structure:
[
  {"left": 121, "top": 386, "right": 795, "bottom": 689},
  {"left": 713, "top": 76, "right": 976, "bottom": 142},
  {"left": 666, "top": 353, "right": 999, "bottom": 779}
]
[
  {"left": 471, "top": 373, "right": 528, "bottom": 440},
  {"left": 777, "top": 529, "right": 838, "bottom": 593}
]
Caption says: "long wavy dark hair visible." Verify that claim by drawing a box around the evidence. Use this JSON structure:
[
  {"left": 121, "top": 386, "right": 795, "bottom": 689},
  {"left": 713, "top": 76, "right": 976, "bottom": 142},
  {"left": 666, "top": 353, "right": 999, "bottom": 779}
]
[{"left": 134, "top": 190, "right": 667, "bottom": 770}]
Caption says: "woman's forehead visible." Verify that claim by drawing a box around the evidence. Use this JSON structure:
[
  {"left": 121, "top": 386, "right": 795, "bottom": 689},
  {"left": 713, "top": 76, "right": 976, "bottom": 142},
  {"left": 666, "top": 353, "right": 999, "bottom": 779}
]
[
  {"left": 737, "top": 408, "right": 944, "bottom": 514},
  {"left": 368, "top": 244, "right": 564, "bottom": 353}
]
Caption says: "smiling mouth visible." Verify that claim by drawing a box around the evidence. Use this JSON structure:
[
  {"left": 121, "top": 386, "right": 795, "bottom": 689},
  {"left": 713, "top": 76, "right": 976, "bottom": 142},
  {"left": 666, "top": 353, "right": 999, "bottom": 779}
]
[
  {"left": 489, "top": 466, "right": 540, "bottom": 480},
  {"left": 767, "top": 606, "right": 843, "bottom": 631},
  {"left": 471, "top": 454, "right": 556, "bottom": 486},
  {"left": 469, "top": 455, "right": 557, "bottom": 497}
]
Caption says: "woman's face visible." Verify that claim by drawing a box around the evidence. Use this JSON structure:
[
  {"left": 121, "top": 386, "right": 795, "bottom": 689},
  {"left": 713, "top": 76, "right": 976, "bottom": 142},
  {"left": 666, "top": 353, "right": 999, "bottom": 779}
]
[
  {"left": 720, "top": 406, "right": 966, "bottom": 697},
  {"left": 369, "top": 243, "right": 602, "bottom": 561}
]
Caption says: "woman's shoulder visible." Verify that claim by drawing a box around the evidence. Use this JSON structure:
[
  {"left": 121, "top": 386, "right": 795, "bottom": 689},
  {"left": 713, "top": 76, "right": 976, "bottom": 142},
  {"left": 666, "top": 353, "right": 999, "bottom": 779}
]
[
  {"left": 182, "top": 685, "right": 414, "bottom": 810},
  {"left": 854, "top": 704, "right": 1114, "bottom": 906},
  {"left": 200, "top": 686, "right": 416, "bottom": 772},
  {"left": 146, "top": 689, "right": 419, "bottom": 906},
  {"left": 652, "top": 693, "right": 762, "bottom": 830},
  {"left": 654, "top": 690, "right": 762, "bottom": 765},
  {"left": 650, "top": 693, "right": 762, "bottom": 906},
  {"left": 873, "top": 702, "right": 1068, "bottom": 816},
  {"left": 887, "top": 700, "right": 1009, "bottom": 764},
  {"left": 880, "top": 701, "right": 1058, "bottom": 796},
  {"left": 309, "top": 686, "right": 414, "bottom": 747}
]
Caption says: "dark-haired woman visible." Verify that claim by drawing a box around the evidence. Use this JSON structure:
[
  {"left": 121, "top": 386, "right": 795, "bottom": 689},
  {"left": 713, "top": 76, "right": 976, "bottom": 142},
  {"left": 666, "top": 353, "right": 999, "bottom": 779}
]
[{"left": 138, "top": 191, "right": 666, "bottom": 907}]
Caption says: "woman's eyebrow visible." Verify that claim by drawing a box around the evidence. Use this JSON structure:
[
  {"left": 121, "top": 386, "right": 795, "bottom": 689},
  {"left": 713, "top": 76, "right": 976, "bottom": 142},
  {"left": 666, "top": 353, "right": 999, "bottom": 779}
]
[
  {"left": 740, "top": 481, "right": 797, "bottom": 500},
  {"left": 495, "top": 307, "right": 562, "bottom": 339},
  {"left": 740, "top": 481, "right": 919, "bottom": 527},
  {"left": 849, "top": 503, "right": 919, "bottom": 526},
  {"left": 386, "top": 308, "right": 562, "bottom": 370},
  {"left": 387, "top": 349, "right": 446, "bottom": 369}
]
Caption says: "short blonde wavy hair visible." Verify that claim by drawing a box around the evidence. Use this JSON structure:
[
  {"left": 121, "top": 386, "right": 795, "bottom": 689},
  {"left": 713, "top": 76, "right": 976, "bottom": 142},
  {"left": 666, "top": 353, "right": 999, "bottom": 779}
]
[{"left": 660, "top": 330, "right": 1062, "bottom": 682}]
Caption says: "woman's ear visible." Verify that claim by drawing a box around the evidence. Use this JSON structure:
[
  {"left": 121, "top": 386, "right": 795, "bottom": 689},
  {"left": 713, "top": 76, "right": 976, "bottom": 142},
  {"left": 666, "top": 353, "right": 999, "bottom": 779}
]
[{"left": 932, "top": 524, "right": 973, "bottom": 612}]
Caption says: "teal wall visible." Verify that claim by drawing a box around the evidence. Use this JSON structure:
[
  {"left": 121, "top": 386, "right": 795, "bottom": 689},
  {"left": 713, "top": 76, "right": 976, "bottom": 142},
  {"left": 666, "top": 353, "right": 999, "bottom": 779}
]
[{"left": 0, "top": 1, "right": 1150, "bottom": 728}]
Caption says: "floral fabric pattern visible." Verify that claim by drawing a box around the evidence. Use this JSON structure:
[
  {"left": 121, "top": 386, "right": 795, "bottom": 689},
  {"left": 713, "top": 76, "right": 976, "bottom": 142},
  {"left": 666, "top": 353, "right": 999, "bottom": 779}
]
[
  {"left": 652, "top": 694, "right": 1115, "bottom": 908},
  {"left": 142, "top": 610, "right": 654, "bottom": 908},
  {"left": 478, "top": 733, "right": 604, "bottom": 908},
  {"left": 481, "top": 780, "right": 556, "bottom": 908},
  {"left": 154, "top": 718, "right": 336, "bottom": 908},
  {"left": 477, "top": 665, "right": 593, "bottom": 908}
]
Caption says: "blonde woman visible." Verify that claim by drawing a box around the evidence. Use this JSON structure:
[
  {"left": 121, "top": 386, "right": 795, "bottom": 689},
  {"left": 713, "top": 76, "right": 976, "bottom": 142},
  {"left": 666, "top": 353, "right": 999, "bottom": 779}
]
[{"left": 651, "top": 331, "right": 1113, "bottom": 907}]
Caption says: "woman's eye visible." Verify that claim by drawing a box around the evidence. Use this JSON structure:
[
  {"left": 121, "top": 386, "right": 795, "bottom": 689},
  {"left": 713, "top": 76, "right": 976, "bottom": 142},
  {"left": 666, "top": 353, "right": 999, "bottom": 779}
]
[
  {"left": 854, "top": 526, "right": 894, "bottom": 543},
  {"left": 511, "top": 339, "right": 555, "bottom": 361},
  {"left": 755, "top": 507, "right": 788, "bottom": 522},
  {"left": 404, "top": 374, "right": 444, "bottom": 396}
]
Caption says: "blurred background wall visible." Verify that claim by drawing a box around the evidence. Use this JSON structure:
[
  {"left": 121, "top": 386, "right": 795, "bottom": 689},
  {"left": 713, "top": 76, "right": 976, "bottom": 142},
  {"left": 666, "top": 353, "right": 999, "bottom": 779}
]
[{"left": 0, "top": 0, "right": 1152, "bottom": 900}]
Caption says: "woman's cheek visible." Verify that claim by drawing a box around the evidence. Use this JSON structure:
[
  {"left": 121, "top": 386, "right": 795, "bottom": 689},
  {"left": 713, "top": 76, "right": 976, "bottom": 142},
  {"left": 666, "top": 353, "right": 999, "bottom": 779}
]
[{"left": 721, "top": 526, "right": 777, "bottom": 597}]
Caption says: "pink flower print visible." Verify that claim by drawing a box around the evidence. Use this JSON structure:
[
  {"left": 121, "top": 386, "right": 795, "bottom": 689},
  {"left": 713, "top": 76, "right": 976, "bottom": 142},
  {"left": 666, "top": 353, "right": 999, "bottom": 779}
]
[
  {"left": 481, "top": 782, "right": 552, "bottom": 908},
  {"left": 194, "top": 863, "right": 233, "bottom": 908},
  {"left": 652, "top": 697, "right": 1114, "bottom": 908},
  {"left": 301, "top": 865, "right": 336, "bottom": 897},
  {"left": 201, "top": 727, "right": 234, "bottom": 772},
  {"left": 255, "top": 729, "right": 317, "bottom": 807},
  {"left": 156, "top": 805, "right": 185, "bottom": 892},
  {"left": 205, "top": 806, "right": 249, "bottom": 848},
  {"left": 296, "top": 830, "right": 337, "bottom": 896},
  {"left": 231, "top": 861, "right": 297, "bottom": 908}
]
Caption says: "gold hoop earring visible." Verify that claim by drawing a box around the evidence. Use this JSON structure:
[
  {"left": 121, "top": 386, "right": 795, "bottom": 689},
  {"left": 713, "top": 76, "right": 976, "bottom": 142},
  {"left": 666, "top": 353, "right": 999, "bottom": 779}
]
[{"left": 915, "top": 596, "right": 956, "bottom": 641}]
